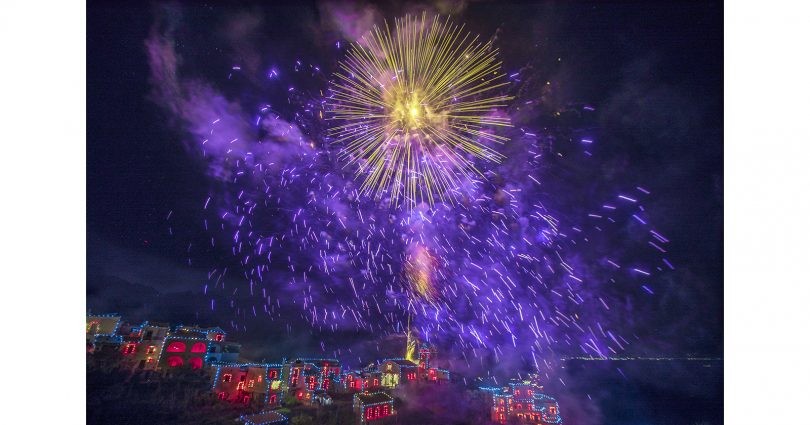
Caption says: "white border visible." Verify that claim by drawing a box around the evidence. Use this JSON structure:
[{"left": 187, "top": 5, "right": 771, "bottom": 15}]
[
  {"left": 726, "top": 0, "right": 810, "bottom": 423},
  {"left": 0, "top": 0, "right": 86, "bottom": 421},
  {"left": 3, "top": 0, "right": 809, "bottom": 422}
]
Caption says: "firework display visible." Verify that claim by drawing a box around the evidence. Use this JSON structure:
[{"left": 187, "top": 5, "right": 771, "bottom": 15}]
[
  {"left": 327, "top": 14, "right": 512, "bottom": 209},
  {"left": 146, "top": 12, "right": 675, "bottom": 377}
]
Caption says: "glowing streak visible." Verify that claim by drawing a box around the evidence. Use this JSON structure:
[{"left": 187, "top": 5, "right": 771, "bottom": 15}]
[{"left": 404, "top": 243, "right": 439, "bottom": 301}]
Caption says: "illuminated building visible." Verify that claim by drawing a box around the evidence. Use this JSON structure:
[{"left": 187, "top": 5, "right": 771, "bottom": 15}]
[
  {"left": 418, "top": 343, "right": 438, "bottom": 374},
  {"left": 481, "top": 380, "right": 562, "bottom": 424},
  {"left": 117, "top": 321, "right": 170, "bottom": 371},
  {"left": 211, "top": 362, "right": 285, "bottom": 406},
  {"left": 353, "top": 392, "right": 395, "bottom": 424},
  {"left": 343, "top": 370, "right": 383, "bottom": 392},
  {"left": 283, "top": 358, "right": 341, "bottom": 391},
  {"left": 381, "top": 359, "right": 418, "bottom": 387},
  {"left": 86, "top": 314, "right": 122, "bottom": 347},
  {"left": 159, "top": 325, "right": 240, "bottom": 370}
]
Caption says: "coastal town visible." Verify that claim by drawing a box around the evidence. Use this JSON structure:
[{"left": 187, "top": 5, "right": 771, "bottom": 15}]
[{"left": 87, "top": 313, "right": 563, "bottom": 424}]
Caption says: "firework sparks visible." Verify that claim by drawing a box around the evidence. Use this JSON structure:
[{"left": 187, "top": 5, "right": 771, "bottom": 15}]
[
  {"left": 327, "top": 14, "right": 513, "bottom": 209},
  {"left": 146, "top": 11, "right": 676, "bottom": 376},
  {"left": 405, "top": 242, "right": 439, "bottom": 302}
]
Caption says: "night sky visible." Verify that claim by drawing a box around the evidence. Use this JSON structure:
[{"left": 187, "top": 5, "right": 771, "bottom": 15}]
[{"left": 87, "top": 1, "right": 722, "bottom": 423}]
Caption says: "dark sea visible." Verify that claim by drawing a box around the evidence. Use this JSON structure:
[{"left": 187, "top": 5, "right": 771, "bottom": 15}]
[{"left": 545, "top": 359, "right": 723, "bottom": 425}]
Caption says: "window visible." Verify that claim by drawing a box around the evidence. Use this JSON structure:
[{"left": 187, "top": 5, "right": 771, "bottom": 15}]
[
  {"left": 215, "top": 333, "right": 224, "bottom": 341},
  {"left": 166, "top": 356, "right": 183, "bottom": 367},
  {"left": 146, "top": 345, "right": 156, "bottom": 354},
  {"left": 269, "top": 394, "right": 277, "bottom": 404},
  {"left": 123, "top": 343, "right": 136, "bottom": 355},
  {"left": 189, "top": 357, "right": 203, "bottom": 369},
  {"left": 373, "top": 378, "right": 379, "bottom": 386},
  {"left": 269, "top": 370, "right": 278, "bottom": 379},
  {"left": 549, "top": 406, "right": 557, "bottom": 415},
  {"left": 166, "top": 341, "right": 186, "bottom": 352},
  {"left": 190, "top": 342, "right": 207, "bottom": 353},
  {"left": 242, "top": 395, "right": 250, "bottom": 404},
  {"left": 383, "top": 404, "right": 390, "bottom": 416},
  {"left": 248, "top": 380, "right": 255, "bottom": 388},
  {"left": 218, "top": 392, "right": 227, "bottom": 400},
  {"left": 237, "top": 382, "right": 245, "bottom": 390},
  {"left": 223, "top": 373, "right": 232, "bottom": 383},
  {"left": 515, "top": 390, "right": 520, "bottom": 396}
]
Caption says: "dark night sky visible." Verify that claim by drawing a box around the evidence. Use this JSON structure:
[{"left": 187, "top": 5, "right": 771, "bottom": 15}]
[{"left": 87, "top": 2, "right": 722, "bottom": 422}]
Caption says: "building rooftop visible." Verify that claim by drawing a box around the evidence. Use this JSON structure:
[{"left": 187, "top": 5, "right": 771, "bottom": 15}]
[
  {"left": 384, "top": 358, "right": 418, "bottom": 367},
  {"left": 240, "top": 410, "right": 288, "bottom": 425},
  {"left": 355, "top": 392, "right": 393, "bottom": 405},
  {"left": 291, "top": 358, "right": 340, "bottom": 366}
]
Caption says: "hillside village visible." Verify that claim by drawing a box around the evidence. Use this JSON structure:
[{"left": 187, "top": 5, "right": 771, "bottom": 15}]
[{"left": 87, "top": 313, "right": 562, "bottom": 424}]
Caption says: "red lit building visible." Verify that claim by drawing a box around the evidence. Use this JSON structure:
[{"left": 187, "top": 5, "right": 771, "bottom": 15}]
[
  {"left": 425, "top": 367, "right": 450, "bottom": 383},
  {"left": 342, "top": 369, "right": 383, "bottom": 392},
  {"left": 284, "top": 358, "right": 341, "bottom": 391},
  {"left": 117, "top": 322, "right": 170, "bottom": 371},
  {"left": 417, "top": 344, "right": 437, "bottom": 372},
  {"left": 211, "top": 362, "right": 285, "bottom": 406},
  {"left": 159, "top": 325, "right": 239, "bottom": 370},
  {"left": 353, "top": 392, "right": 395, "bottom": 424},
  {"left": 483, "top": 380, "right": 562, "bottom": 424}
]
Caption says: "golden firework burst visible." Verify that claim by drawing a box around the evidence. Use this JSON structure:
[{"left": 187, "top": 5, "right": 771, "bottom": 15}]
[{"left": 327, "top": 14, "right": 512, "bottom": 208}]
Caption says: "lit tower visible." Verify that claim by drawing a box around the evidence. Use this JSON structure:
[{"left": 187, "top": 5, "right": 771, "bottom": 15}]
[
  {"left": 418, "top": 343, "right": 437, "bottom": 372},
  {"left": 405, "top": 313, "right": 417, "bottom": 363}
]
